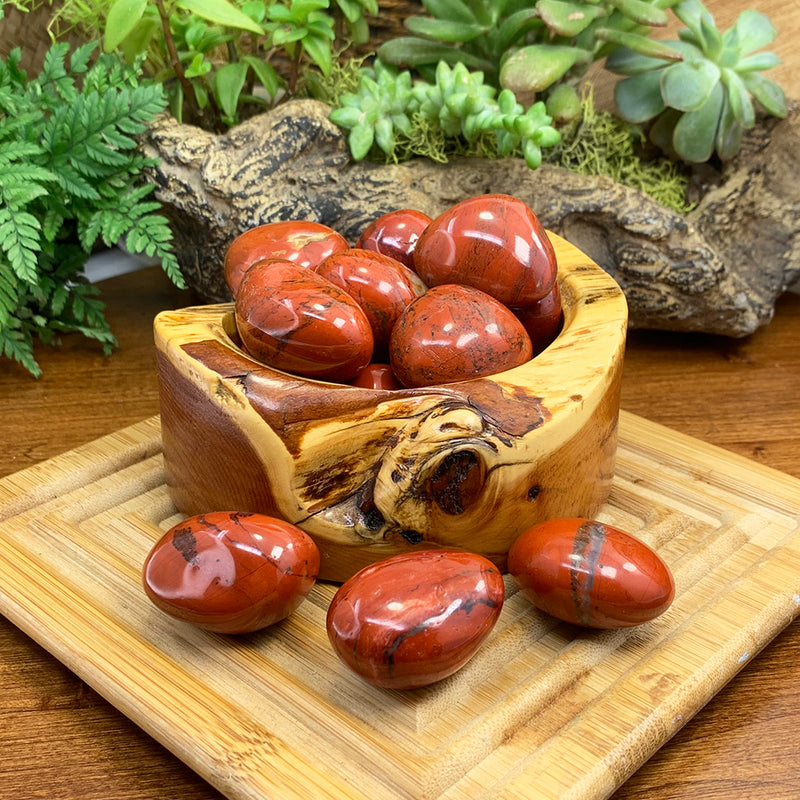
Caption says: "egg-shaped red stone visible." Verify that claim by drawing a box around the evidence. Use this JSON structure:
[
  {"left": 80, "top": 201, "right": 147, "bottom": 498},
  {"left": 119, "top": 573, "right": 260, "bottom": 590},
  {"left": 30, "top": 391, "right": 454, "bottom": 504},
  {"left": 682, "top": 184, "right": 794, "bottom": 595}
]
[
  {"left": 224, "top": 220, "right": 349, "bottom": 296},
  {"left": 235, "top": 259, "right": 374, "bottom": 381},
  {"left": 143, "top": 511, "right": 320, "bottom": 634},
  {"left": 389, "top": 283, "right": 533, "bottom": 387},
  {"left": 356, "top": 208, "right": 432, "bottom": 269},
  {"left": 413, "top": 194, "right": 557, "bottom": 307},
  {"left": 508, "top": 518, "right": 675, "bottom": 629},
  {"left": 511, "top": 281, "right": 564, "bottom": 356},
  {"left": 350, "top": 362, "right": 402, "bottom": 390},
  {"left": 327, "top": 550, "right": 504, "bottom": 689},
  {"left": 316, "top": 248, "right": 427, "bottom": 355}
]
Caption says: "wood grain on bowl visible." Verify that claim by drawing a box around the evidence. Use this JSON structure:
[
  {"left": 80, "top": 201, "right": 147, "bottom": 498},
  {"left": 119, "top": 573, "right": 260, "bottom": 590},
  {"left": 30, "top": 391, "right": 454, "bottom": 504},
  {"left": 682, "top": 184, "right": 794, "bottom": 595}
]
[{"left": 154, "top": 233, "right": 628, "bottom": 581}]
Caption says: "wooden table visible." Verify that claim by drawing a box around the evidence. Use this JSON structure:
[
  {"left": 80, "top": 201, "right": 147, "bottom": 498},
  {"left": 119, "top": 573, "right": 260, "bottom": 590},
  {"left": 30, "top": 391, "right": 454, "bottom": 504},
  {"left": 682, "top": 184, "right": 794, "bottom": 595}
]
[{"left": 1, "top": 1, "right": 799, "bottom": 797}]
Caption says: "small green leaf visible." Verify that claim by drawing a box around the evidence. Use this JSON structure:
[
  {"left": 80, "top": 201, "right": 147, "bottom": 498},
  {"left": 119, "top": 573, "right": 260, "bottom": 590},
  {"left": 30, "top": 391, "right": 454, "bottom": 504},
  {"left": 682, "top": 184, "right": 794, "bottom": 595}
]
[
  {"left": 404, "top": 16, "right": 486, "bottom": 43},
  {"left": 104, "top": 0, "right": 148, "bottom": 52},
  {"left": 523, "top": 139, "right": 542, "bottom": 169},
  {"left": 715, "top": 93, "right": 743, "bottom": 160},
  {"left": 721, "top": 67, "right": 754, "bottom": 128},
  {"left": 214, "top": 61, "right": 249, "bottom": 123},
  {"left": 499, "top": 44, "right": 591, "bottom": 94},
  {"left": 607, "top": 0, "right": 669, "bottom": 27},
  {"left": 302, "top": 33, "right": 333, "bottom": 76},
  {"left": 729, "top": 9, "right": 776, "bottom": 56},
  {"left": 329, "top": 105, "right": 365, "bottom": 128},
  {"left": 736, "top": 51, "right": 780, "bottom": 72},
  {"left": 421, "top": 0, "right": 477, "bottom": 23},
  {"left": 614, "top": 71, "right": 666, "bottom": 122},
  {"left": 606, "top": 47, "right": 675, "bottom": 75},
  {"left": 698, "top": 14, "right": 723, "bottom": 61},
  {"left": 672, "top": 81, "right": 724, "bottom": 162},
  {"left": 118, "top": 18, "right": 160, "bottom": 62},
  {"left": 177, "top": 0, "right": 265, "bottom": 34},
  {"left": 241, "top": 56, "right": 283, "bottom": 99},
  {"left": 184, "top": 53, "right": 212, "bottom": 78},
  {"left": 496, "top": 8, "right": 543, "bottom": 52},
  {"left": 349, "top": 123, "right": 374, "bottom": 161},
  {"left": 377, "top": 37, "right": 493, "bottom": 71},
  {"left": 374, "top": 117, "right": 394, "bottom": 155},
  {"left": 661, "top": 59, "right": 720, "bottom": 111},
  {"left": 335, "top": 0, "right": 364, "bottom": 24},
  {"left": 741, "top": 72, "right": 787, "bottom": 118},
  {"left": 595, "top": 29, "right": 684, "bottom": 61},
  {"left": 536, "top": 0, "right": 605, "bottom": 37}
]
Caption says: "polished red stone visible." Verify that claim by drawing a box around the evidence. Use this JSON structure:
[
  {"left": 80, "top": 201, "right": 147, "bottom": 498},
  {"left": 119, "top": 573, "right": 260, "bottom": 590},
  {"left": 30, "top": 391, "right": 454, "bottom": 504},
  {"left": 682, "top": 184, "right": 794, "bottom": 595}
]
[
  {"left": 350, "top": 362, "right": 402, "bottom": 391},
  {"left": 507, "top": 518, "right": 675, "bottom": 629},
  {"left": 511, "top": 281, "right": 564, "bottom": 356},
  {"left": 413, "top": 194, "right": 557, "bottom": 307},
  {"left": 389, "top": 283, "right": 533, "bottom": 387},
  {"left": 143, "top": 511, "right": 320, "bottom": 634},
  {"left": 224, "top": 220, "right": 349, "bottom": 296},
  {"left": 235, "top": 259, "right": 374, "bottom": 381},
  {"left": 356, "top": 208, "right": 432, "bottom": 269},
  {"left": 316, "top": 248, "right": 427, "bottom": 355},
  {"left": 326, "top": 550, "right": 505, "bottom": 689}
]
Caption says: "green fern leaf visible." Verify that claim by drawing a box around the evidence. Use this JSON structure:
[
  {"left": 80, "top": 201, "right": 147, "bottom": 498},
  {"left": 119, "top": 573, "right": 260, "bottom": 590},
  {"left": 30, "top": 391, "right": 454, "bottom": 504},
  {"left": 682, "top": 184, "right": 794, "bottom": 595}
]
[
  {"left": 0, "top": 209, "right": 41, "bottom": 282},
  {"left": 0, "top": 320, "right": 41, "bottom": 378}
]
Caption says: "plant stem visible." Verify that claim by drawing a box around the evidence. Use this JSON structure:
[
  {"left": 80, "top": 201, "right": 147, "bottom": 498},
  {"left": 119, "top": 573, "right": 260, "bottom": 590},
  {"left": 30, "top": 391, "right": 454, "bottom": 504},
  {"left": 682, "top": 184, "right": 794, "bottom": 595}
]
[{"left": 154, "top": 0, "right": 199, "bottom": 115}]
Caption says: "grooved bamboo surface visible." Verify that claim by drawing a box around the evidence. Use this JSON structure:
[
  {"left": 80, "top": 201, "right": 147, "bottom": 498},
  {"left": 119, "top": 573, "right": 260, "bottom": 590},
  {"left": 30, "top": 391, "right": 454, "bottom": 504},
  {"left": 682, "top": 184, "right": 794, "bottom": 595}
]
[{"left": 1, "top": 410, "right": 798, "bottom": 800}]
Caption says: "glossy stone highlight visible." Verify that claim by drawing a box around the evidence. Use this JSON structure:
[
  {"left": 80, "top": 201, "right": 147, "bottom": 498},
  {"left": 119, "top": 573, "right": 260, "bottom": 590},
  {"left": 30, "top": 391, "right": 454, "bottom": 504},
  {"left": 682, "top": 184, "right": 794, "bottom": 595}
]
[
  {"left": 143, "top": 511, "right": 320, "bottom": 634},
  {"left": 356, "top": 208, "right": 432, "bottom": 269},
  {"left": 224, "top": 220, "right": 349, "bottom": 296},
  {"left": 316, "top": 248, "right": 427, "bottom": 355},
  {"left": 508, "top": 517, "right": 675, "bottom": 629},
  {"left": 327, "top": 550, "right": 505, "bottom": 689},
  {"left": 389, "top": 283, "right": 533, "bottom": 387},
  {"left": 413, "top": 194, "right": 557, "bottom": 307},
  {"left": 235, "top": 259, "right": 374, "bottom": 381}
]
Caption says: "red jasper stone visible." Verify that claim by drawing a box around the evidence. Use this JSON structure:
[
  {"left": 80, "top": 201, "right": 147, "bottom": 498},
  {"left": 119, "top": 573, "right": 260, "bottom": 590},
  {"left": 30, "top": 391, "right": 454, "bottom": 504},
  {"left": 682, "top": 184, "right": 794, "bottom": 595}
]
[
  {"left": 508, "top": 518, "right": 675, "bottom": 629},
  {"left": 316, "top": 248, "right": 427, "bottom": 355},
  {"left": 350, "top": 362, "right": 402, "bottom": 390},
  {"left": 413, "top": 194, "right": 557, "bottom": 307},
  {"left": 389, "top": 283, "right": 533, "bottom": 387},
  {"left": 327, "top": 550, "right": 505, "bottom": 689},
  {"left": 235, "top": 259, "right": 374, "bottom": 381},
  {"left": 511, "top": 282, "right": 564, "bottom": 356},
  {"left": 143, "top": 512, "right": 320, "bottom": 634},
  {"left": 224, "top": 220, "right": 349, "bottom": 296},
  {"left": 356, "top": 208, "right": 432, "bottom": 269}
]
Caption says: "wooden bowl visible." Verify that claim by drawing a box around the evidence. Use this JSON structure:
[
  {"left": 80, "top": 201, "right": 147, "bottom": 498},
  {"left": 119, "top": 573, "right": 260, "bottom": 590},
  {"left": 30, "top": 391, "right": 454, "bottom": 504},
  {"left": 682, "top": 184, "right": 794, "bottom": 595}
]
[{"left": 154, "top": 232, "right": 627, "bottom": 582}]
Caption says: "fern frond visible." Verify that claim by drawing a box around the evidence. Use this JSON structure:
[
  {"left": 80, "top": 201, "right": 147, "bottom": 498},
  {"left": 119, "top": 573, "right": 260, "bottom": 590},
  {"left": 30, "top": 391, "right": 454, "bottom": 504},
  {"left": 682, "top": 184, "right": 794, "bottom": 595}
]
[
  {"left": 0, "top": 141, "right": 44, "bottom": 165},
  {"left": 0, "top": 208, "right": 41, "bottom": 282},
  {"left": 0, "top": 318, "right": 41, "bottom": 378}
]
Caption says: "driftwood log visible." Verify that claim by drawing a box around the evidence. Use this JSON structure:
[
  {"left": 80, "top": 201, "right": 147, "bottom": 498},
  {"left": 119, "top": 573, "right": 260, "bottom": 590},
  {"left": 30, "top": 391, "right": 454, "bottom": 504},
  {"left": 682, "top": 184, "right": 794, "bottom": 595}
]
[
  {"left": 142, "top": 98, "right": 800, "bottom": 337},
  {"left": 154, "top": 234, "right": 627, "bottom": 582}
]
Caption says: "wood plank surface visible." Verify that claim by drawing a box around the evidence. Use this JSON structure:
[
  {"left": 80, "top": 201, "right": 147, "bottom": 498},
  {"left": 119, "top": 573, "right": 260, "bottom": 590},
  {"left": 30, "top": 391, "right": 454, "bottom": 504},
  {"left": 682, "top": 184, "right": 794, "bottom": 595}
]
[
  {"left": 1, "top": 410, "right": 799, "bottom": 800},
  {"left": 1, "top": 0, "right": 799, "bottom": 797}
]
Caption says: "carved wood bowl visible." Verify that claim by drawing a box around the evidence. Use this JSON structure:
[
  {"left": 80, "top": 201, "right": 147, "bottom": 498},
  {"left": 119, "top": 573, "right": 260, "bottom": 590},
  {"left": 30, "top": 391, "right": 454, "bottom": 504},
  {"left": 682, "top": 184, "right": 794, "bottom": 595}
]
[{"left": 154, "top": 232, "right": 628, "bottom": 582}]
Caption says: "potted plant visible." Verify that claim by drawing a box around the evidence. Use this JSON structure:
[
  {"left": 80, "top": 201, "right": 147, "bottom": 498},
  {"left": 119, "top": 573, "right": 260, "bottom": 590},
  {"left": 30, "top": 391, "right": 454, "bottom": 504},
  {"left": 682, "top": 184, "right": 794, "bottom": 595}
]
[{"left": 1, "top": 0, "right": 796, "bottom": 377}]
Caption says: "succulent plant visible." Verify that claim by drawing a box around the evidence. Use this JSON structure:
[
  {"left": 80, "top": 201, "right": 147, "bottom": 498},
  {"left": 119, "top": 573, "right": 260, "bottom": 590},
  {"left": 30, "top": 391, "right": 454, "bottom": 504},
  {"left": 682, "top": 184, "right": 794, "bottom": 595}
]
[
  {"left": 608, "top": 0, "right": 787, "bottom": 162},
  {"left": 376, "top": 0, "right": 686, "bottom": 118},
  {"left": 328, "top": 59, "right": 561, "bottom": 168}
]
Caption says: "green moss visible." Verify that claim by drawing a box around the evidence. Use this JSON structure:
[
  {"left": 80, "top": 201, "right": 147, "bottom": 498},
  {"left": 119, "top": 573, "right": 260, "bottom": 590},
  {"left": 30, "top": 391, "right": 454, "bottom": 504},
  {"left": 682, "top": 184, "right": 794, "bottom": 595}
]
[
  {"left": 304, "top": 53, "right": 371, "bottom": 106},
  {"left": 545, "top": 87, "right": 695, "bottom": 214}
]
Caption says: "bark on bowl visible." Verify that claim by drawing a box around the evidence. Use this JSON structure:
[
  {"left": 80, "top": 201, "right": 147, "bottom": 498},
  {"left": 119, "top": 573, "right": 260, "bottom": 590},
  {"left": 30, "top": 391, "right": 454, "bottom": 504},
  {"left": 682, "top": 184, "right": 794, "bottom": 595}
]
[{"left": 154, "top": 232, "right": 627, "bottom": 582}]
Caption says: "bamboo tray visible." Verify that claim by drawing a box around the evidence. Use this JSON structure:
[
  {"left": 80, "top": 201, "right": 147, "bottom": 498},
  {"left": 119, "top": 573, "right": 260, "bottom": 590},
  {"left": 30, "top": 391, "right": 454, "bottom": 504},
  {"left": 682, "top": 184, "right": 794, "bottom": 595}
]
[{"left": 1, "top": 410, "right": 799, "bottom": 800}]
